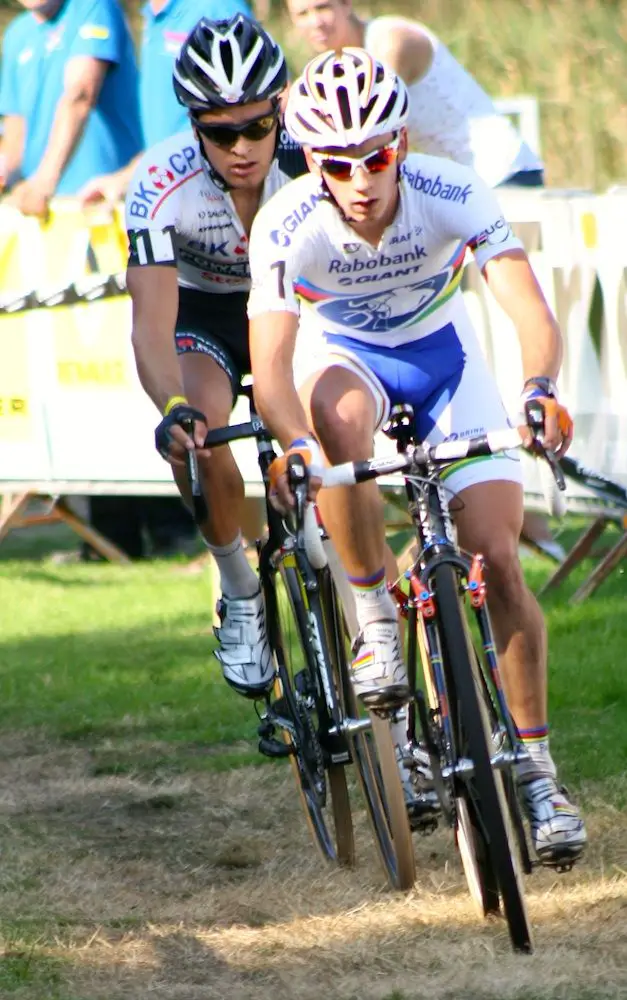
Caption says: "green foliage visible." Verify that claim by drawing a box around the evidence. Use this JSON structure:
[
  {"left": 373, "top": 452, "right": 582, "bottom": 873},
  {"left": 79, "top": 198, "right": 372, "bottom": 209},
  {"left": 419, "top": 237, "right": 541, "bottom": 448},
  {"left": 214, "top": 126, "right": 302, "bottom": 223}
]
[
  {"left": 0, "top": 518, "right": 625, "bottom": 788},
  {"left": 1, "top": 0, "right": 624, "bottom": 188}
]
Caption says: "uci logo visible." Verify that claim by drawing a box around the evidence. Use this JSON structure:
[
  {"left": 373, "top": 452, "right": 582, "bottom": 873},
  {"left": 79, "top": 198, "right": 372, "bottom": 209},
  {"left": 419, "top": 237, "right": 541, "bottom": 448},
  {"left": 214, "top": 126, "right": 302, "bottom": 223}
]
[{"left": 271, "top": 229, "right": 291, "bottom": 248}]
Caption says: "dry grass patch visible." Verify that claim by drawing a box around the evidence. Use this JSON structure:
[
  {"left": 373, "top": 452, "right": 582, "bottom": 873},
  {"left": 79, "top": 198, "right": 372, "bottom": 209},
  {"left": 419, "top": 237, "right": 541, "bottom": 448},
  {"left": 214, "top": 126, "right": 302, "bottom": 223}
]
[{"left": 1, "top": 733, "right": 626, "bottom": 1000}]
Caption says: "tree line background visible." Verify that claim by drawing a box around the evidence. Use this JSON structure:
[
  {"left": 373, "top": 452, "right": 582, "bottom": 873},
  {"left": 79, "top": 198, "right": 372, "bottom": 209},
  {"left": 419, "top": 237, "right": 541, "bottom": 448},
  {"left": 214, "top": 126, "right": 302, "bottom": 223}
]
[{"left": 1, "top": 0, "right": 625, "bottom": 190}]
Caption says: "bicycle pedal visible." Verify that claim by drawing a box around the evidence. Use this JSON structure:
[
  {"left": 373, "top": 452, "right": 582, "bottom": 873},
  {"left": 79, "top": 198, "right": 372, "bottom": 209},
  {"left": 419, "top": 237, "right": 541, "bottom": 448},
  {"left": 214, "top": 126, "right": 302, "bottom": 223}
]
[
  {"left": 294, "top": 670, "right": 312, "bottom": 697},
  {"left": 258, "top": 735, "right": 294, "bottom": 758}
]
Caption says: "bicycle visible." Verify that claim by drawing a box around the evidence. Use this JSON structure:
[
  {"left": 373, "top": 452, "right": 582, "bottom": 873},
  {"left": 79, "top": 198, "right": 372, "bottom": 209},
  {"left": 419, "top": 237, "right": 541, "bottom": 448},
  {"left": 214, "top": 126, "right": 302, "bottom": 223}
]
[
  {"left": 316, "top": 402, "right": 565, "bottom": 954},
  {"left": 184, "top": 384, "right": 417, "bottom": 891}
]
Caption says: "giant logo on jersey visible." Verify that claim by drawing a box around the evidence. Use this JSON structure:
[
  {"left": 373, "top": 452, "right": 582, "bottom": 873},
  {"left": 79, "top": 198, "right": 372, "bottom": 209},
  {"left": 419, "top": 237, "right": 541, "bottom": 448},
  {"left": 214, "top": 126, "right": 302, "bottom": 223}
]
[
  {"left": 329, "top": 244, "right": 427, "bottom": 286},
  {"left": 269, "top": 192, "right": 323, "bottom": 247},
  {"left": 315, "top": 271, "right": 450, "bottom": 334}
]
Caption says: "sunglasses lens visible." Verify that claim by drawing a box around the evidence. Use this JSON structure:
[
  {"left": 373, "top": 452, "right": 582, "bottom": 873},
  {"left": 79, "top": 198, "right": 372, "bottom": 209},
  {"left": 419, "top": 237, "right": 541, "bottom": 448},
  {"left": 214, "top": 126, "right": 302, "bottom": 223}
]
[
  {"left": 197, "top": 113, "right": 277, "bottom": 147},
  {"left": 364, "top": 146, "right": 397, "bottom": 173},
  {"left": 320, "top": 159, "right": 353, "bottom": 180},
  {"left": 317, "top": 142, "right": 398, "bottom": 180},
  {"left": 243, "top": 115, "right": 277, "bottom": 140}
]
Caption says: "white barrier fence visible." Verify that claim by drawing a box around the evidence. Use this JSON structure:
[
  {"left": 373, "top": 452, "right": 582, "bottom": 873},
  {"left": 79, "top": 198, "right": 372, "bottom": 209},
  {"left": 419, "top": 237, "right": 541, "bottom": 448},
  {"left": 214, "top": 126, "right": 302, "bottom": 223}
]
[{"left": 0, "top": 190, "right": 626, "bottom": 503}]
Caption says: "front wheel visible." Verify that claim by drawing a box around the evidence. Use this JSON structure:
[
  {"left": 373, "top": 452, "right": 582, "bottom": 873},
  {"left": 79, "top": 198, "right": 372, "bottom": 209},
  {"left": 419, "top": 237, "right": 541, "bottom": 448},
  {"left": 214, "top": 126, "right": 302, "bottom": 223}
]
[
  {"left": 435, "top": 564, "right": 533, "bottom": 953},
  {"left": 271, "top": 560, "right": 354, "bottom": 866}
]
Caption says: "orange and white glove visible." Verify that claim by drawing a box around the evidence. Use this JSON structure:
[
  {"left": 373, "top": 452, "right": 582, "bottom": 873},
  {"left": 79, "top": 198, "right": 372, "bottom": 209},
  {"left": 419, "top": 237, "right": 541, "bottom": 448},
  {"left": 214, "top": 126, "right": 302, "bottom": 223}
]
[
  {"left": 520, "top": 379, "right": 574, "bottom": 459},
  {"left": 268, "top": 436, "right": 323, "bottom": 512}
]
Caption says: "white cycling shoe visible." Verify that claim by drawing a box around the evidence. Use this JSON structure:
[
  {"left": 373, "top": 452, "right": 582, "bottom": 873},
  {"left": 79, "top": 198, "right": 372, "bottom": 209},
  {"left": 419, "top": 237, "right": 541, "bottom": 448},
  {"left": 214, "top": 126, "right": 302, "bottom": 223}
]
[
  {"left": 519, "top": 775, "right": 587, "bottom": 869},
  {"left": 214, "top": 591, "right": 275, "bottom": 699},
  {"left": 351, "top": 618, "right": 410, "bottom": 710}
]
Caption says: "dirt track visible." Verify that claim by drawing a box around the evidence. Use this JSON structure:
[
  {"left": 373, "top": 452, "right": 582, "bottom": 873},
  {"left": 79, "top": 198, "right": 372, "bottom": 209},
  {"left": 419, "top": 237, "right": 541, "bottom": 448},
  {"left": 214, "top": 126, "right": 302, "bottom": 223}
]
[{"left": 1, "top": 733, "right": 626, "bottom": 1000}]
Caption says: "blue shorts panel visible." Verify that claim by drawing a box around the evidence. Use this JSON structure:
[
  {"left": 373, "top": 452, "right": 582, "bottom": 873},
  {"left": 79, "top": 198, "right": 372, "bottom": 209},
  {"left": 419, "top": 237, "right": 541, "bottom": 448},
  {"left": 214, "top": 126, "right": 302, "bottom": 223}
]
[{"left": 325, "top": 324, "right": 466, "bottom": 439}]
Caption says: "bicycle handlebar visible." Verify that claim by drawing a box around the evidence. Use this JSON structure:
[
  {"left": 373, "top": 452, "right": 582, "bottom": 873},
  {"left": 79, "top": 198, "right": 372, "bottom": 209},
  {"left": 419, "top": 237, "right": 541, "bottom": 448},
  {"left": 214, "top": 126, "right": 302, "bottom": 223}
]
[{"left": 321, "top": 427, "right": 566, "bottom": 494}]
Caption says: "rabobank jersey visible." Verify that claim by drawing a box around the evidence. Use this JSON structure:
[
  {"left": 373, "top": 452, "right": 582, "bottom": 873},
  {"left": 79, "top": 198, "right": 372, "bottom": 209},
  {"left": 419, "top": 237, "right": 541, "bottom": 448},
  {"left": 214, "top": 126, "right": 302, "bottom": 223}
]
[
  {"left": 125, "top": 129, "right": 306, "bottom": 294},
  {"left": 248, "top": 154, "right": 523, "bottom": 347}
]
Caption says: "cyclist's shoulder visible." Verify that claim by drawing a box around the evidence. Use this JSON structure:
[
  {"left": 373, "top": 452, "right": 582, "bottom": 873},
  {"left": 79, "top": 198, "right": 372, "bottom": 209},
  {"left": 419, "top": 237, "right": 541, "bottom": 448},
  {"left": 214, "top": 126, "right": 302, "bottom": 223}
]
[
  {"left": 401, "top": 152, "right": 490, "bottom": 208},
  {"left": 125, "top": 129, "right": 203, "bottom": 225}
]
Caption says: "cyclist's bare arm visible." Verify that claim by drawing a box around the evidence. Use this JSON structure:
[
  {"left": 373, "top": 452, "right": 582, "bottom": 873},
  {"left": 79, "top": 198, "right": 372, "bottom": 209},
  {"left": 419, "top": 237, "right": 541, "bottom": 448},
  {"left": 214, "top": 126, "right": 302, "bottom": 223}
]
[
  {"left": 249, "top": 310, "right": 309, "bottom": 449},
  {"left": 483, "top": 248, "right": 562, "bottom": 381},
  {"left": 127, "top": 265, "right": 183, "bottom": 413},
  {"left": 366, "top": 17, "right": 434, "bottom": 86},
  {"left": 483, "top": 248, "right": 567, "bottom": 451}
]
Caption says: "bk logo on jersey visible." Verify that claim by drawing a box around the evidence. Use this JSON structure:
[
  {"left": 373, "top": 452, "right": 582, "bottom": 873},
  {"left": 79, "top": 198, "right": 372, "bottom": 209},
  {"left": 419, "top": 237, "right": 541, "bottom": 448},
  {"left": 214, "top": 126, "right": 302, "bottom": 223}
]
[{"left": 148, "top": 165, "right": 175, "bottom": 190}]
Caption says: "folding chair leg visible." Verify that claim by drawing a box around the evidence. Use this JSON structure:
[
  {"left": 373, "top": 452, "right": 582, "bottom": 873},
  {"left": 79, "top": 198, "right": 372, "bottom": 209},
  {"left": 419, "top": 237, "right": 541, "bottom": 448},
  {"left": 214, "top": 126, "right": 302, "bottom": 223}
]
[
  {"left": 569, "top": 531, "right": 627, "bottom": 604},
  {"left": 538, "top": 516, "right": 609, "bottom": 596}
]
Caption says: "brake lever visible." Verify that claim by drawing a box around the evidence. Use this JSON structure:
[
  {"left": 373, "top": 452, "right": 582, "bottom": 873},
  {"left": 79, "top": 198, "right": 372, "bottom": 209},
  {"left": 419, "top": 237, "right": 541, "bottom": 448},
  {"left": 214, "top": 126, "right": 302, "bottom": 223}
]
[
  {"left": 180, "top": 417, "right": 208, "bottom": 524},
  {"left": 286, "top": 452, "right": 309, "bottom": 547},
  {"left": 524, "top": 400, "right": 566, "bottom": 492}
]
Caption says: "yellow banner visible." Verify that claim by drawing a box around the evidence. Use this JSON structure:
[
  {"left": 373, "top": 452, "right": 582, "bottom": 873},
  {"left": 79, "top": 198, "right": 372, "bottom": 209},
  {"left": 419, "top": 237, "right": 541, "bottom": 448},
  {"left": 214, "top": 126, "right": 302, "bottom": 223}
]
[
  {"left": 53, "top": 300, "right": 131, "bottom": 391},
  {"left": 0, "top": 317, "right": 32, "bottom": 442}
]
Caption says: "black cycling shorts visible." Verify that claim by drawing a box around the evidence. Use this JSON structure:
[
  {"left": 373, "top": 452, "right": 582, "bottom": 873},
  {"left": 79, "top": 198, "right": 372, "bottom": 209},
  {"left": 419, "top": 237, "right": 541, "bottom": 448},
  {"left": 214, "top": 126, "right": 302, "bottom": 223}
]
[{"left": 174, "top": 287, "right": 249, "bottom": 400}]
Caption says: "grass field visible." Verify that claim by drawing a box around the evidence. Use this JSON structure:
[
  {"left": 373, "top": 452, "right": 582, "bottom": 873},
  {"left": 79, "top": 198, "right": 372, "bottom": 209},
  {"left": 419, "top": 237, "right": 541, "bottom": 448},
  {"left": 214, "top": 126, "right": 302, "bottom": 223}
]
[{"left": 0, "top": 520, "right": 625, "bottom": 998}]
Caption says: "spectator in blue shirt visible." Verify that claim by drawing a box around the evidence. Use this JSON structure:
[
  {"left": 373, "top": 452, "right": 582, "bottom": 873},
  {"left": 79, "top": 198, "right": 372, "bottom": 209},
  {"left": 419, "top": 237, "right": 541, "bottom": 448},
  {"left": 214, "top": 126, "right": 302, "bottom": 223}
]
[
  {"left": 0, "top": 0, "right": 142, "bottom": 216},
  {"left": 80, "top": 0, "right": 252, "bottom": 204}
]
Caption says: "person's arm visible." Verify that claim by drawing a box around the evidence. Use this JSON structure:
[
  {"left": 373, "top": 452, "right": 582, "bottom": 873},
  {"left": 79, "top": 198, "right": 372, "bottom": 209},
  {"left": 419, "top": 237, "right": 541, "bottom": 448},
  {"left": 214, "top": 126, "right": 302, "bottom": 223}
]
[
  {"left": 365, "top": 17, "right": 434, "bottom": 86},
  {"left": 79, "top": 153, "right": 143, "bottom": 207},
  {"left": 127, "top": 264, "right": 184, "bottom": 413},
  {"left": 8, "top": 55, "right": 108, "bottom": 216},
  {"left": 483, "top": 248, "right": 570, "bottom": 455},
  {"left": 0, "top": 114, "right": 25, "bottom": 190},
  {"left": 249, "top": 309, "right": 309, "bottom": 450},
  {"left": 483, "top": 249, "right": 562, "bottom": 382}
]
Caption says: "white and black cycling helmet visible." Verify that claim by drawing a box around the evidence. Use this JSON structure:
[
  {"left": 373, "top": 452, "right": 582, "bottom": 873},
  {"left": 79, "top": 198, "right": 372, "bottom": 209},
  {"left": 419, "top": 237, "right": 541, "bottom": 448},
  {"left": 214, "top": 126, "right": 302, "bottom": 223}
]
[
  {"left": 285, "top": 47, "right": 409, "bottom": 148},
  {"left": 173, "top": 14, "right": 287, "bottom": 112}
]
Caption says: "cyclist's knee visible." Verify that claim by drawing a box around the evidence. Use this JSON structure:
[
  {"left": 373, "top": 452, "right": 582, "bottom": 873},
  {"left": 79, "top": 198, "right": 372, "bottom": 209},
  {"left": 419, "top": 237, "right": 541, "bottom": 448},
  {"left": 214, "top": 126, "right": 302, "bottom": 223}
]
[
  {"left": 480, "top": 534, "right": 525, "bottom": 598},
  {"left": 309, "top": 385, "right": 375, "bottom": 460}
]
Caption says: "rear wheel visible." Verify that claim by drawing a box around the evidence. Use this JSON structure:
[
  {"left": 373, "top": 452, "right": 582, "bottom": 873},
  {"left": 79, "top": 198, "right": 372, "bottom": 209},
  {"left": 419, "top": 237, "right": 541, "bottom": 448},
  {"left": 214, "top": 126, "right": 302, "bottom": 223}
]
[
  {"left": 272, "top": 561, "right": 354, "bottom": 866},
  {"left": 435, "top": 564, "right": 533, "bottom": 953}
]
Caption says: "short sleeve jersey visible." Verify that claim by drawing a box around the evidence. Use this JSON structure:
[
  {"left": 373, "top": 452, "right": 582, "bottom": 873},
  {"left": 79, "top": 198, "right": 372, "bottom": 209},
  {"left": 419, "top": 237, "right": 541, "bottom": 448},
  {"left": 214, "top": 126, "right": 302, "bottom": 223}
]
[
  {"left": 139, "top": 0, "right": 252, "bottom": 147},
  {"left": 125, "top": 130, "right": 306, "bottom": 294},
  {"left": 247, "top": 153, "right": 523, "bottom": 347},
  {"left": 0, "top": 0, "right": 142, "bottom": 194}
]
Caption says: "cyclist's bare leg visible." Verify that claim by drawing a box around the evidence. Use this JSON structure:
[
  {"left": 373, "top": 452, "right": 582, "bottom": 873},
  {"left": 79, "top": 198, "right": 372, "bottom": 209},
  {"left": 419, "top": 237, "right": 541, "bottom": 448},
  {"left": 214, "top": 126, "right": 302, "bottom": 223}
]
[
  {"left": 298, "top": 365, "right": 384, "bottom": 578},
  {"left": 177, "top": 351, "right": 270, "bottom": 693},
  {"left": 453, "top": 479, "right": 547, "bottom": 730},
  {"left": 454, "top": 477, "right": 586, "bottom": 863},
  {"left": 175, "top": 353, "right": 245, "bottom": 547},
  {"left": 298, "top": 365, "right": 408, "bottom": 704}
]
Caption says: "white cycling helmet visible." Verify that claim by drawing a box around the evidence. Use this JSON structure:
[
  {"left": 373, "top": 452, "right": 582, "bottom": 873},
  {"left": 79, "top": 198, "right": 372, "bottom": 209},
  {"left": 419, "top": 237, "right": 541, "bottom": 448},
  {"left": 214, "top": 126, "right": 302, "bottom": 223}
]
[
  {"left": 173, "top": 15, "right": 287, "bottom": 111},
  {"left": 285, "top": 47, "right": 409, "bottom": 148}
]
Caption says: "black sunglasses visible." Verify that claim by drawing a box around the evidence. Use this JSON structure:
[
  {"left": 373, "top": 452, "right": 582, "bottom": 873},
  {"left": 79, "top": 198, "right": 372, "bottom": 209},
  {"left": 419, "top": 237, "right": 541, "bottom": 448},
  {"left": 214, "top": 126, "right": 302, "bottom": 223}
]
[{"left": 193, "top": 110, "right": 279, "bottom": 148}]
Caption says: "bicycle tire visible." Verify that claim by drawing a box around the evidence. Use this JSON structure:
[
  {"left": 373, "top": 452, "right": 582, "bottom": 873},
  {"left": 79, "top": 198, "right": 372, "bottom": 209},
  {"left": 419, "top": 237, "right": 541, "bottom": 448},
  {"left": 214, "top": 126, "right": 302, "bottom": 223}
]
[
  {"left": 434, "top": 563, "right": 533, "bottom": 953},
  {"left": 368, "top": 711, "right": 416, "bottom": 890},
  {"left": 321, "top": 546, "right": 416, "bottom": 890},
  {"left": 273, "top": 561, "right": 354, "bottom": 866},
  {"left": 414, "top": 611, "right": 498, "bottom": 913}
]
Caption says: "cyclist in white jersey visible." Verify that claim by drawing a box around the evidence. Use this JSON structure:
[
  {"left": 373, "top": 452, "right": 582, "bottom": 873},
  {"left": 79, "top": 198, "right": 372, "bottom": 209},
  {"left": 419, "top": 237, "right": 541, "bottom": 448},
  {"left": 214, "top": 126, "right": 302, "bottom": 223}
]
[
  {"left": 287, "top": 1, "right": 562, "bottom": 562},
  {"left": 247, "top": 49, "right": 586, "bottom": 868},
  {"left": 285, "top": 0, "right": 542, "bottom": 186},
  {"left": 125, "top": 15, "right": 305, "bottom": 698}
]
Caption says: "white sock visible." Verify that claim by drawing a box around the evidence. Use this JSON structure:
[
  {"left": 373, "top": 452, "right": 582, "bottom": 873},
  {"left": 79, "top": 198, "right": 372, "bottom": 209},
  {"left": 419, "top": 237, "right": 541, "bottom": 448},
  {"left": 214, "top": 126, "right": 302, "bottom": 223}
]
[
  {"left": 348, "top": 567, "right": 397, "bottom": 632},
  {"left": 205, "top": 533, "right": 258, "bottom": 599},
  {"left": 515, "top": 728, "right": 557, "bottom": 783}
]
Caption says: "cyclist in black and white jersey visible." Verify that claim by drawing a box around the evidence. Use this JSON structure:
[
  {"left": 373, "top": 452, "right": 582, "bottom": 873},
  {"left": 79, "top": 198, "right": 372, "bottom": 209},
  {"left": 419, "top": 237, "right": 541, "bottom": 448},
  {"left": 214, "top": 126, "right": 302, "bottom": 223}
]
[
  {"left": 247, "top": 49, "right": 586, "bottom": 868},
  {"left": 125, "top": 15, "right": 304, "bottom": 698}
]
